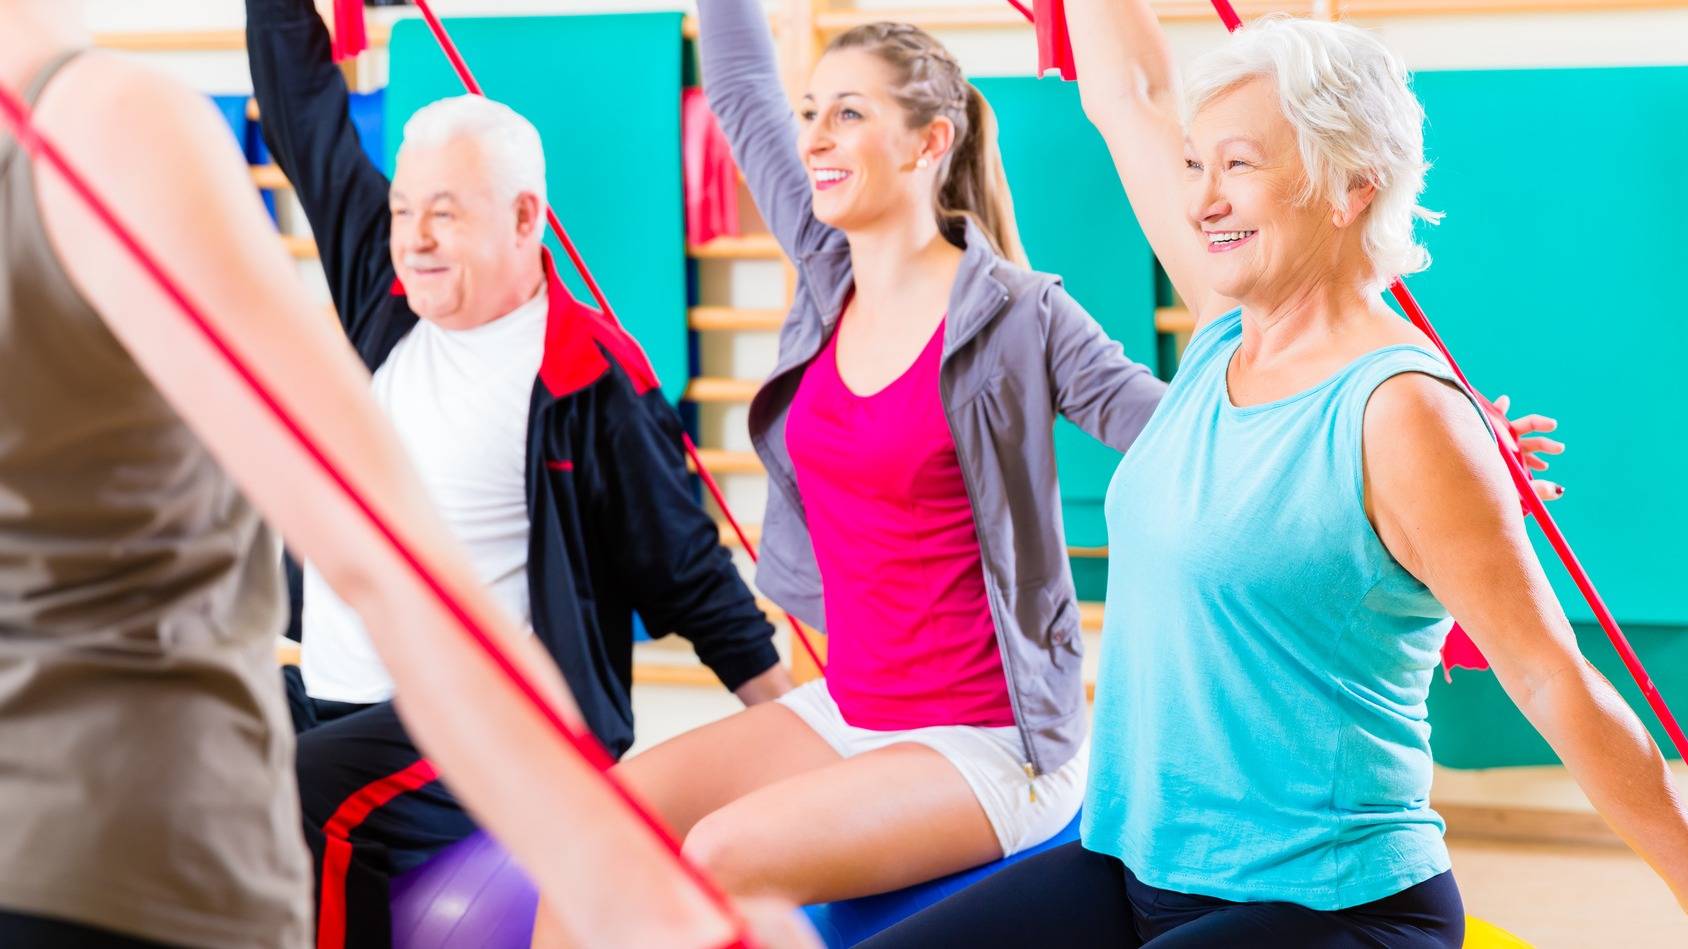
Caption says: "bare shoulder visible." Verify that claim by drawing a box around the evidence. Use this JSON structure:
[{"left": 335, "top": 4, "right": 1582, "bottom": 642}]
[
  {"left": 33, "top": 52, "right": 233, "bottom": 169},
  {"left": 1366, "top": 370, "right": 1476, "bottom": 442},
  {"left": 1364, "top": 367, "right": 1507, "bottom": 515}
]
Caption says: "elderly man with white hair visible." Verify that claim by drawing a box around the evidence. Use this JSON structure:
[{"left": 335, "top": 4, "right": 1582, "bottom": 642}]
[
  {"left": 245, "top": 1, "right": 792, "bottom": 945},
  {"left": 858, "top": 4, "right": 1688, "bottom": 947}
]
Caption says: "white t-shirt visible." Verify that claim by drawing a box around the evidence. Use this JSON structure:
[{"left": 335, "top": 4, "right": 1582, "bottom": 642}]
[{"left": 301, "top": 288, "right": 548, "bottom": 703}]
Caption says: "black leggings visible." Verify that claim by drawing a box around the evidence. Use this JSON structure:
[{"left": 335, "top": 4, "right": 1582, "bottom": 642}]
[{"left": 858, "top": 841, "right": 1464, "bottom": 948}]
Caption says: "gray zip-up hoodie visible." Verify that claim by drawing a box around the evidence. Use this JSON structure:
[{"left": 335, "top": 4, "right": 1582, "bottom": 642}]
[{"left": 700, "top": 0, "right": 1168, "bottom": 774}]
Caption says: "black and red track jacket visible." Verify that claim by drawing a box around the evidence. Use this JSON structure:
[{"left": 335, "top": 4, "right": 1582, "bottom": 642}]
[{"left": 247, "top": 0, "right": 778, "bottom": 758}]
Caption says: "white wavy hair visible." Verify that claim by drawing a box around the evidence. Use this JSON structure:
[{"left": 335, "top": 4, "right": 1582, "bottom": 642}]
[
  {"left": 1183, "top": 15, "right": 1440, "bottom": 291},
  {"left": 399, "top": 95, "right": 547, "bottom": 209}
]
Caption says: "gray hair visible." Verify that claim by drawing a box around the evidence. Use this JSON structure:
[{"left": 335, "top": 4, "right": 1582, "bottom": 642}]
[
  {"left": 1184, "top": 15, "right": 1441, "bottom": 291},
  {"left": 398, "top": 95, "right": 548, "bottom": 209}
]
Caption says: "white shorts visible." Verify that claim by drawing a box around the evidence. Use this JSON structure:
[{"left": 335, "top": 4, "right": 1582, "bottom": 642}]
[{"left": 777, "top": 679, "right": 1087, "bottom": 857}]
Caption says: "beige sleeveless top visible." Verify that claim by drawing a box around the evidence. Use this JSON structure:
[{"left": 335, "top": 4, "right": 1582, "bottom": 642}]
[{"left": 0, "top": 52, "right": 309, "bottom": 947}]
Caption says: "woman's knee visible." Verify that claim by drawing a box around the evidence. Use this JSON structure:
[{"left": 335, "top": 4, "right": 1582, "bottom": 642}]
[{"left": 681, "top": 808, "right": 777, "bottom": 897}]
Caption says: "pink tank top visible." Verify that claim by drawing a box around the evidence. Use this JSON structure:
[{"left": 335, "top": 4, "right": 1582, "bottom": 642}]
[{"left": 785, "top": 316, "right": 1015, "bottom": 730}]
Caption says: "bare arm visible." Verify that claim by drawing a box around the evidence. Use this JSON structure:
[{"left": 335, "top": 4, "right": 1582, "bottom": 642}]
[
  {"left": 1366, "top": 372, "right": 1688, "bottom": 909},
  {"left": 33, "top": 55, "right": 735, "bottom": 947},
  {"left": 1064, "top": 0, "right": 1236, "bottom": 326}
]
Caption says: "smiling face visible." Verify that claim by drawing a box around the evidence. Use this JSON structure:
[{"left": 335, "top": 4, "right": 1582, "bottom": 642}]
[
  {"left": 388, "top": 135, "right": 542, "bottom": 329},
  {"left": 1184, "top": 77, "right": 1368, "bottom": 306},
  {"left": 797, "top": 48, "right": 950, "bottom": 234}
]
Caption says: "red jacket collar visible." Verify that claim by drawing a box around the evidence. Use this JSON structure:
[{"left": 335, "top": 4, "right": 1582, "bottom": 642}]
[{"left": 387, "top": 249, "right": 659, "bottom": 399}]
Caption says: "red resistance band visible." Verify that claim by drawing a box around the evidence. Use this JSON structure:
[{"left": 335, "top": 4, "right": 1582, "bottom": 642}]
[
  {"left": 0, "top": 78, "right": 753, "bottom": 949},
  {"left": 1019, "top": 0, "right": 1688, "bottom": 762},
  {"left": 343, "top": 0, "right": 828, "bottom": 676}
]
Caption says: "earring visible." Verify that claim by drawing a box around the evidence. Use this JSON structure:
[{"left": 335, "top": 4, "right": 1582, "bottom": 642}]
[{"left": 916, "top": 158, "right": 930, "bottom": 170}]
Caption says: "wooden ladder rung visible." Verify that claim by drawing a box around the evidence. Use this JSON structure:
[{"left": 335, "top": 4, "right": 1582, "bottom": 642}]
[
  {"left": 718, "top": 521, "right": 764, "bottom": 549},
  {"left": 685, "top": 377, "right": 761, "bottom": 404},
  {"left": 632, "top": 663, "right": 720, "bottom": 688},
  {"left": 281, "top": 234, "right": 318, "bottom": 260},
  {"left": 815, "top": 5, "right": 1025, "bottom": 32},
  {"left": 93, "top": 29, "right": 248, "bottom": 52},
  {"left": 1079, "top": 601, "right": 1104, "bottom": 632},
  {"left": 1155, "top": 306, "right": 1195, "bottom": 335},
  {"left": 251, "top": 164, "right": 290, "bottom": 191},
  {"left": 689, "top": 448, "right": 765, "bottom": 475},
  {"left": 275, "top": 640, "right": 301, "bottom": 666},
  {"left": 688, "top": 307, "right": 786, "bottom": 332},
  {"left": 93, "top": 23, "right": 393, "bottom": 54},
  {"left": 688, "top": 233, "right": 785, "bottom": 260}
]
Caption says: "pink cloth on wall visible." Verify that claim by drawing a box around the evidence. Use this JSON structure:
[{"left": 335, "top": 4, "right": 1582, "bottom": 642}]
[
  {"left": 682, "top": 87, "right": 741, "bottom": 247},
  {"left": 785, "top": 318, "right": 1016, "bottom": 731}
]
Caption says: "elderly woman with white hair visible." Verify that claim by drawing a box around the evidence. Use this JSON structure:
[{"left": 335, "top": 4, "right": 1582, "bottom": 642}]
[{"left": 860, "top": 3, "right": 1688, "bottom": 946}]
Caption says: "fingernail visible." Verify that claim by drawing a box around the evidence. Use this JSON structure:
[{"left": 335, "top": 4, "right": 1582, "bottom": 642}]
[{"left": 1555, "top": 485, "right": 1565, "bottom": 497}]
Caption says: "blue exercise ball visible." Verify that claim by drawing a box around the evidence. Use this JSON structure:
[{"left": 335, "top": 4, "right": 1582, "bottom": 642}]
[{"left": 803, "top": 811, "right": 1083, "bottom": 948}]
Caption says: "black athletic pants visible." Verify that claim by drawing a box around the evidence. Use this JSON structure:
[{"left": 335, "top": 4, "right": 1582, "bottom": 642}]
[
  {"left": 0, "top": 910, "right": 179, "bottom": 948},
  {"left": 859, "top": 840, "right": 1465, "bottom": 948},
  {"left": 283, "top": 667, "right": 477, "bottom": 949}
]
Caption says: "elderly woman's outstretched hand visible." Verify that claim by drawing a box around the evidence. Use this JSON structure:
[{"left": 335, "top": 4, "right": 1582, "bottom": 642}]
[{"left": 1492, "top": 394, "right": 1566, "bottom": 502}]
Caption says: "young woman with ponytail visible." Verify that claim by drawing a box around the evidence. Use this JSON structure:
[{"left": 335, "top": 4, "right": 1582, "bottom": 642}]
[{"left": 604, "top": 0, "right": 1168, "bottom": 906}]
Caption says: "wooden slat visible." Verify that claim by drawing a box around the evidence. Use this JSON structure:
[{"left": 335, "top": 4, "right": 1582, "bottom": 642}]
[
  {"left": 688, "top": 306, "right": 787, "bottom": 332},
  {"left": 94, "top": 29, "right": 248, "bottom": 52},
  {"left": 94, "top": 22, "right": 391, "bottom": 53},
  {"left": 1079, "top": 601, "right": 1104, "bottom": 632},
  {"left": 688, "top": 233, "right": 785, "bottom": 260},
  {"left": 276, "top": 640, "right": 301, "bottom": 666},
  {"left": 685, "top": 377, "right": 762, "bottom": 404},
  {"left": 718, "top": 521, "right": 764, "bottom": 549},
  {"left": 1151, "top": 0, "right": 1319, "bottom": 18},
  {"left": 1155, "top": 306, "right": 1196, "bottom": 335},
  {"left": 816, "top": 4, "right": 1024, "bottom": 31},
  {"left": 815, "top": 2, "right": 1315, "bottom": 32},
  {"left": 281, "top": 234, "right": 318, "bottom": 260},
  {"left": 251, "top": 164, "right": 291, "bottom": 191},
  {"left": 632, "top": 662, "right": 721, "bottom": 688},
  {"left": 689, "top": 448, "right": 765, "bottom": 475},
  {"left": 1337, "top": 0, "right": 1688, "bottom": 15}
]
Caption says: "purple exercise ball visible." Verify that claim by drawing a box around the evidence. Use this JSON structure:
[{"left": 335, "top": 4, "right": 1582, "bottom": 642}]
[{"left": 390, "top": 831, "right": 538, "bottom": 948}]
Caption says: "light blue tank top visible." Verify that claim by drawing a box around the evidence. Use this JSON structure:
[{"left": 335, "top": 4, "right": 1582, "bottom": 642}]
[{"left": 1083, "top": 308, "right": 1476, "bottom": 910}]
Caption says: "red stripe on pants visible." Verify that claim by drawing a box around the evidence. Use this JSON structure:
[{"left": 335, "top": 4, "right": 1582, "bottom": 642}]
[{"left": 316, "top": 758, "right": 441, "bottom": 949}]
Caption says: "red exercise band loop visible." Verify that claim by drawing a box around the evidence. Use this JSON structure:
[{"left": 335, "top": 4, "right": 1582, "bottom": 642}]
[
  {"left": 0, "top": 78, "right": 753, "bottom": 949},
  {"left": 403, "top": 0, "right": 827, "bottom": 677}
]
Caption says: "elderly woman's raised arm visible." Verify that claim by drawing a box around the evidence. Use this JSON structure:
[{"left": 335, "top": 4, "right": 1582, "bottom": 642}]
[{"left": 1065, "top": 0, "right": 1235, "bottom": 327}]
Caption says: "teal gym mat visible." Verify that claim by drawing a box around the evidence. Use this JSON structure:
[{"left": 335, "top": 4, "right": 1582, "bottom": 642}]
[
  {"left": 1406, "top": 66, "right": 1688, "bottom": 764},
  {"left": 386, "top": 13, "right": 690, "bottom": 405},
  {"left": 979, "top": 77, "right": 1161, "bottom": 550}
]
